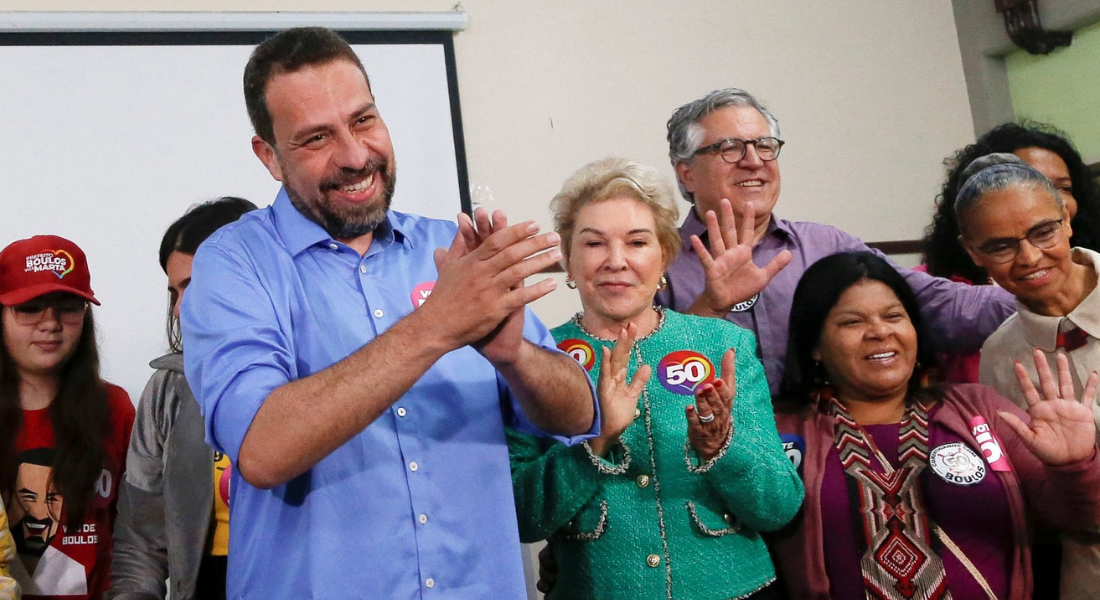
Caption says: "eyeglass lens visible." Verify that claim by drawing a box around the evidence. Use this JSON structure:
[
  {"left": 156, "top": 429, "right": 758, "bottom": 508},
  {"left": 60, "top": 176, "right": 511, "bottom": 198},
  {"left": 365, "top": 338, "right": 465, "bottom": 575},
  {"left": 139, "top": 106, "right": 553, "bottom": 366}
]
[
  {"left": 978, "top": 220, "right": 1063, "bottom": 263},
  {"left": 10, "top": 299, "right": 87, "bottom": 325},
  {"left": 719, "top": 138, "right": 782, "bottom": 163}
]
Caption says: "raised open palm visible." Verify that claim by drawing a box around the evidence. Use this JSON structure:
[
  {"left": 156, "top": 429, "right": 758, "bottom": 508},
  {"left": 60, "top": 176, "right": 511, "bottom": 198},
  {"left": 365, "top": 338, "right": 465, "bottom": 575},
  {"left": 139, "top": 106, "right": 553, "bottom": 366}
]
[
  {"left": 588, "top": 323, "right": 651, "bottom": 457},
  {"left": 688, "top": 199, "right": 790, "bottom": 318},
  {"left": 1000, "top": 348, "right": 1099, "bottom": 466}
]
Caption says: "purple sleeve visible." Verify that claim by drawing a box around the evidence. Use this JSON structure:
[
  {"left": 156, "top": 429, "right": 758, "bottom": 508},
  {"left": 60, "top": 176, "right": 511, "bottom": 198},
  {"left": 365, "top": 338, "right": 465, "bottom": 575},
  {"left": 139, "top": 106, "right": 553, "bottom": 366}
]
[{"left": 831, "top": 228, "right": 1015, "bottom": 354}]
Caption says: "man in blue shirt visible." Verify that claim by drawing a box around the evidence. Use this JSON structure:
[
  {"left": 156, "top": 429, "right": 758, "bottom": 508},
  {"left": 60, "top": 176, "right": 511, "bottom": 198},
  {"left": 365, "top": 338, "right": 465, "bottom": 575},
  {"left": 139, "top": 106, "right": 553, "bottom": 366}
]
[{"left": 181, "top": 27, "right": 598, "bottom": 599}]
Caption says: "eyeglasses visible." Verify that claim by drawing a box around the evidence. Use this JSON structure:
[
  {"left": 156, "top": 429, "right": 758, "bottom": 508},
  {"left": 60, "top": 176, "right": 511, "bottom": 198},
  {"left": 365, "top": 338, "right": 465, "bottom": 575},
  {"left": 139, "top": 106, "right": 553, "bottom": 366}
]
[
  {"left": 693, "top": 137, "right": 785, "bottom": 163},
  {"left": 972, "top": 219, "right": 1065, "bottom": 264},
  {"left": 8, "top": 297, "right": 87, "bottom": 326}
]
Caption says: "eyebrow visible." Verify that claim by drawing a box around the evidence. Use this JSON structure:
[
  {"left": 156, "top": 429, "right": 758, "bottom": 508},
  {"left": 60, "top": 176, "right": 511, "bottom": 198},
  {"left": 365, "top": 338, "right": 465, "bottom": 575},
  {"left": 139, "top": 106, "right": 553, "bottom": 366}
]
[{"left": 577, "top": 227, "right": 655, "bottom": 235}]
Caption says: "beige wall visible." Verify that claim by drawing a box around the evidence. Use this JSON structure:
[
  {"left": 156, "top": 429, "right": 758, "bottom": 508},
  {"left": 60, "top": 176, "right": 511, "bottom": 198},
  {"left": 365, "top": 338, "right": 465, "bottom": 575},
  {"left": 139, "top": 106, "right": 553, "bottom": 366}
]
[{"left": 2, "top": 0, "right": 975, "bottom": 327}]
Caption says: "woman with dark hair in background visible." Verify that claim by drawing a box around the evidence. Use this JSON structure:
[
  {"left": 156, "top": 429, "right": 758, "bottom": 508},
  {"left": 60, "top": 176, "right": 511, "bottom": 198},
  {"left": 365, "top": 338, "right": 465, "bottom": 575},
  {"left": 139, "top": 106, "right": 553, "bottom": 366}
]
[
  {"left": 769, "top": 250, "right": 1100, "bottom": 600},
  {"left": 925, "top": 121, "right": 1100, "bottom": 283},
  {"left": 921, "top": 122, "right": 1100, "bottom": 385},
  {"left": 109, "top": 197, "right": 256, "bottom": 600},
  {"left": 0, "top": 235, "right": 135, "bottom": 599}
]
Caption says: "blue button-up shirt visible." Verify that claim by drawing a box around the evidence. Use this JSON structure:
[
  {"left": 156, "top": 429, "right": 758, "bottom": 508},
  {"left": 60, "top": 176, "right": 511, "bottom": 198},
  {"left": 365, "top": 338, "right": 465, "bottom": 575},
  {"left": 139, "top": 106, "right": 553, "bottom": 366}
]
[{"left": 182, "top": 189, "right": 597, "bottom": 599}]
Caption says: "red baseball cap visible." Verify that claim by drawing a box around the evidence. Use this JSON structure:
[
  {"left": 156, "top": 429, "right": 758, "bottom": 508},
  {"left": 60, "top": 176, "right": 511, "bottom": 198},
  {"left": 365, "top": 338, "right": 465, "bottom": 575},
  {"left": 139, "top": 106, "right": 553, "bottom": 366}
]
[{"left": 0, "top": 235, "right": 100, "bottom": 306}]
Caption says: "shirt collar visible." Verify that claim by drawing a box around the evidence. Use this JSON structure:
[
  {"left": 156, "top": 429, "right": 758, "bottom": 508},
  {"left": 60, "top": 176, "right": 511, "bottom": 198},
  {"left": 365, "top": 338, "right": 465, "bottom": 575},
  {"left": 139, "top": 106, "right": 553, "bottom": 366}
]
[
  {"left": 1014, "top": 247, "right": 1100, "bottom": 351},
  {"left": 271, "top": 187, "right": 411, "bottom": 256}
]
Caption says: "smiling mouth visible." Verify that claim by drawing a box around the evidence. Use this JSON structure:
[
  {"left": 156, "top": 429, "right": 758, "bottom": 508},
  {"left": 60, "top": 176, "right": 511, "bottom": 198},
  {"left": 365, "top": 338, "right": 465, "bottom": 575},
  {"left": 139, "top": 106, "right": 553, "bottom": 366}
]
[
  {"left": 735, "top": 180, "right": 764, "bottom": 188},
  {"left": 1020, "top": 269, "right": 1050, "bottom": 281},
  {"left": 866, "top": 351, "right": 897, "bottom": 362},
  {"left": 337, "top": 171, "right": 375, "bottom": 194}
]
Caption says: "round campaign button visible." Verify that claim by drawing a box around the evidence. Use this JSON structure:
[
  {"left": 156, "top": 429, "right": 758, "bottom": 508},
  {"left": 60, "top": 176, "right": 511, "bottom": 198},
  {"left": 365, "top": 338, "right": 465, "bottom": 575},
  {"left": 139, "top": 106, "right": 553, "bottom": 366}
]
[
  {"left": 929, "top": 443, "right": 986, "bottom": 486},
  {"left": 657, "top": 351, "right": 715, "bottom": 395},
  {"left": 730, "top": 294, "right": 758, "bottom": 312},
  {"left": 558, "top": 339, "right": 596, "bottom": 371},
  {"left": 410, "top": 281, "right": 435, "bottom": 309}
]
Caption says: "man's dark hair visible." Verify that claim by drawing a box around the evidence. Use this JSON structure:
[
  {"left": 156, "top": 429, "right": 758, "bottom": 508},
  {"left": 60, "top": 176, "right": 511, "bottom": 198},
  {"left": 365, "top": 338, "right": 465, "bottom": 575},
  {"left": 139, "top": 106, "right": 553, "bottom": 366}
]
[{"left": 244, "top": 27, "right": 370, "bottom": 146}]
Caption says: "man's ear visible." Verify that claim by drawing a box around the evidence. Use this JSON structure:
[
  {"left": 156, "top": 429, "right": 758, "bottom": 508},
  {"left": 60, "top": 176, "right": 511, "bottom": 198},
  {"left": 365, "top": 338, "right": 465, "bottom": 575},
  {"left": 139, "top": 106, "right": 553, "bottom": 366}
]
[{"left": 252, "top": 135, "right": 283, "bottom": 182}]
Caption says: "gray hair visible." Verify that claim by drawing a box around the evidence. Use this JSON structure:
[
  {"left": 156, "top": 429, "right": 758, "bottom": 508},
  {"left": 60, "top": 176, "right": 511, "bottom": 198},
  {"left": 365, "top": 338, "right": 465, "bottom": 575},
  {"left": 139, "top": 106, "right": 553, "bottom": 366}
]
[
  {"left": 955, "top": 152, "right": 1063, "bottom": 235},
  {"left": 551, "top": 157, "right": 681, "bottom": 267},
  {"left": 666, "top": 88, "right": 781, "bottom": 202}
]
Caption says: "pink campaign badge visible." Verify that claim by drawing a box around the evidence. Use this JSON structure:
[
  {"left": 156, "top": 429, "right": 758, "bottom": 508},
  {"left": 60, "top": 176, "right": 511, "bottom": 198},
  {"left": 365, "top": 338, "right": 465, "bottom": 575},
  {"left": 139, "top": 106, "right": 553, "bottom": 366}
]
[
  {"left": 410, "top": 282, "right": 435, "bottom": 309},
  {"left": 969, "top": 416, "right": 1012, "bottom": 472}
]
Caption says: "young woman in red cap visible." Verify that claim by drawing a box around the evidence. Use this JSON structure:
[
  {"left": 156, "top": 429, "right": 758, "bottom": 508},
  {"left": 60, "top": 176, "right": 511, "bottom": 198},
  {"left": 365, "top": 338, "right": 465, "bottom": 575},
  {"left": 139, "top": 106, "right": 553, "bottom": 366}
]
[{"left": 0, "top": 235, "right": 134, "bottom": 599}]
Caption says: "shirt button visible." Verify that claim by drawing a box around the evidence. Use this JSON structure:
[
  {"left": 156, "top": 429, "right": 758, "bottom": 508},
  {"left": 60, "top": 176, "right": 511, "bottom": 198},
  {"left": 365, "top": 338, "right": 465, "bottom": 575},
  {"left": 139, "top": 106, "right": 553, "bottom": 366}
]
[
  {"left": 328, "top": 243, "right": 338, "bottom": 250},
  {"left": 646, "top": 554, "right": 661, "bottom": 568},
  {"left": 419, "top": 514, "right": 428, "bottom": 524},
  {"left": 636, "top": 475, "right": 650, "bottom": 488},
  {"left": 634, "top": 408, "right": 641, "bottom": 419},
  {"left": 397, "top": 407, "right": 407, "bottom": 417},
  {"left": 359, "top": 265, "right": 367, "bottom": 274},
  {"left": 373, "top": 309, "right": 384, "bottom": 318},
  {"left": 409, "top": 461, "right": 419, "bottom": 472},
  {"left": 425, "top": 577, "right": 435, "bottom": 589}
]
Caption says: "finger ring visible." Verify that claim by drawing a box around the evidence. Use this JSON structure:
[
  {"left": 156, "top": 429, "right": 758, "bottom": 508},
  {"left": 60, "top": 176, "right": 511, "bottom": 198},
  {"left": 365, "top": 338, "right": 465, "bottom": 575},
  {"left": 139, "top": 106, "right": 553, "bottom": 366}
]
[{"left": 698, "top": 413, "right": 716, "bottom": 423}]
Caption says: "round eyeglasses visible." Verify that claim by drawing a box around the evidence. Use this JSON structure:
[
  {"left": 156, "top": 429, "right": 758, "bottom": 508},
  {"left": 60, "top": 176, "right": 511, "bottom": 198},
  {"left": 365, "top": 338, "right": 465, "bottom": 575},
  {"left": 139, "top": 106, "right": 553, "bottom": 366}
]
[
  {"left": 971, "top": 218, "right": 1065, "bottom": 264},
  {"left": 693, "top": 137, "right": 784, "bottom": 163}
]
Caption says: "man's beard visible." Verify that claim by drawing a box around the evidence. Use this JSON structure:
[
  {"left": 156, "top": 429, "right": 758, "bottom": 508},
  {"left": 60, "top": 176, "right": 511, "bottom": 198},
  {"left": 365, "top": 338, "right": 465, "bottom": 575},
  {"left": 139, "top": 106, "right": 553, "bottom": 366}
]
[
  {"left": 286, "top": 157, "right": 397, "bottom": 240},
  {"left": 12, "top": 515, "right": 55, "bottom": 557}
]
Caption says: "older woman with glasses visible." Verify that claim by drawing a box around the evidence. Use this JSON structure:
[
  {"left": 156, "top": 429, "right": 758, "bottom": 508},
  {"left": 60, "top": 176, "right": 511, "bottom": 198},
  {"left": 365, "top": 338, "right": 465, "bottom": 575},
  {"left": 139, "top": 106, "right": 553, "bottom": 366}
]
[
  {"left": 955, "top": 153, "right": 1100, "bottom": 597},
  {"left": 508, "top": 157, "right": 802, "bottom": 600}
]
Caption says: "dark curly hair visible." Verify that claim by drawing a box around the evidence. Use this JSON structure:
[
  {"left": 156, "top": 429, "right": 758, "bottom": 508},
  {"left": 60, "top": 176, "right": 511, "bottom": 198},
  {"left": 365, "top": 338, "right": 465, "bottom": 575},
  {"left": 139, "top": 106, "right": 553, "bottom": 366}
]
[{"left": 922, "top": 121, "right": 1100, "bottom": 283}]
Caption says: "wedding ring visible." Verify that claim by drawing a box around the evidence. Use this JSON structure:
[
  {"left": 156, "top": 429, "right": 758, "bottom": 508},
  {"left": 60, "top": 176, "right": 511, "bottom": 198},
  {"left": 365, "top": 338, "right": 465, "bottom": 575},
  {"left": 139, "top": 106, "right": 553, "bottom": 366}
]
[{"left": 697, "top": 413, "right": 716, "bottom": 423}]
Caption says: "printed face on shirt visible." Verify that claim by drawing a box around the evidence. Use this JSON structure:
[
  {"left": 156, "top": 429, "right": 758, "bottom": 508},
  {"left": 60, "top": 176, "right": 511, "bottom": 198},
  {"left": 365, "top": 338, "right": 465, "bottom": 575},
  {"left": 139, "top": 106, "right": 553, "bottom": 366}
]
[
  {"left": 8, "top": 458, "right": 62, "bottom": 558},
  {"left": 2, "top": 292, "right": 85, "bottom": 379},
  {"left": 812, "top": 279, "right": 918, "bottom": 405},
  {"left": 567, "top": 196, "right": 666, "bottom": 333},
  {"left": 960, "top": 184, "right": 1073, "bottom": 313},
  {"left": 1014, "top": 147, "right": 1077, "bottom": 219},
  {"left": 675, "top": 105, "right": 780, "bottom": 236},
  {"left": 252, "top": 59, "right": 397, "bottom": 242}
]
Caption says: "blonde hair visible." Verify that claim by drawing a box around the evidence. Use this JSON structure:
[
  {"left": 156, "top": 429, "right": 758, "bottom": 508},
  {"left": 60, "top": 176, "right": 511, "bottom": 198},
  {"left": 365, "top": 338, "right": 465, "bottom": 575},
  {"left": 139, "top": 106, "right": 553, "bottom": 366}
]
[{"left": 551, "top": 157, "right": 681, "bottom": 267}]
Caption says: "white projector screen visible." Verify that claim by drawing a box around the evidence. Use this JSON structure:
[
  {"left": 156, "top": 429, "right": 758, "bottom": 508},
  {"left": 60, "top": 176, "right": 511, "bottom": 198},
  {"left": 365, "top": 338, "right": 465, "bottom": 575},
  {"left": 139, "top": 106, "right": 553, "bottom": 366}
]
[{"left": 0, "top": 30, "right": 470, "bottom": 402}]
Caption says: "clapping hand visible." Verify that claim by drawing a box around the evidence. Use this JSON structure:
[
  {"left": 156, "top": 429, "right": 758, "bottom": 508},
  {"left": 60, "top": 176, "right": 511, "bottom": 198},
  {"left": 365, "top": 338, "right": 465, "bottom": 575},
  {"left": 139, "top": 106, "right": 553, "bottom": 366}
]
[
  {"left": 687, "top": 199, "right": 790, "bottom": 318},
  {"left": 430, "top": 208, "right": 559, "bottom": 366},
  {"left": 1000, "top": 348, "right": 1099, "bottom": 466},
  {"left": 588, "top": 324, "right": 651, "bottom": 457},
  {"left": 686, "top": 348, "right": 736, "bottom": 461}
]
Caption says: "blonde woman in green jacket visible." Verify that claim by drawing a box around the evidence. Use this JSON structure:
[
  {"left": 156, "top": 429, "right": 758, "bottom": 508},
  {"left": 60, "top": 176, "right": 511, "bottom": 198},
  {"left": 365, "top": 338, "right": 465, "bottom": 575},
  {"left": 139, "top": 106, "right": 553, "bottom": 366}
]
[{"left": 508, "top": 158, "right": 803, "bottom": 600}]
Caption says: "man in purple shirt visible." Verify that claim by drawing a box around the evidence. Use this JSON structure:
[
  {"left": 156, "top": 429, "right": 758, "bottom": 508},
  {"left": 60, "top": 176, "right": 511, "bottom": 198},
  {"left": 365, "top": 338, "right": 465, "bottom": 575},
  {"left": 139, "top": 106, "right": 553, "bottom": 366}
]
[{"left": 655, "top": 88, "right": 1014, "bottom": 393}]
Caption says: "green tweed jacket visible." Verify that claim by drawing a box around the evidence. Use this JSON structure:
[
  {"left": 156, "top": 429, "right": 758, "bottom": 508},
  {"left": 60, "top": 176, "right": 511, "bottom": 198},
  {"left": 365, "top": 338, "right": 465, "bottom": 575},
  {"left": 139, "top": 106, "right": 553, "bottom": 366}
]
[{"left": 508, "top": 309, "right": 804, "bottom": 600}]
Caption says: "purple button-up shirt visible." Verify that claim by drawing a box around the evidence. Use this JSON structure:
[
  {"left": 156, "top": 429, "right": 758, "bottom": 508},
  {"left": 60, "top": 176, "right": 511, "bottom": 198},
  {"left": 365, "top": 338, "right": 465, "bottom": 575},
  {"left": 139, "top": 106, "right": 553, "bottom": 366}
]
[{"left": 656, "top": 210, "right": 1014, "bottom": 394}]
